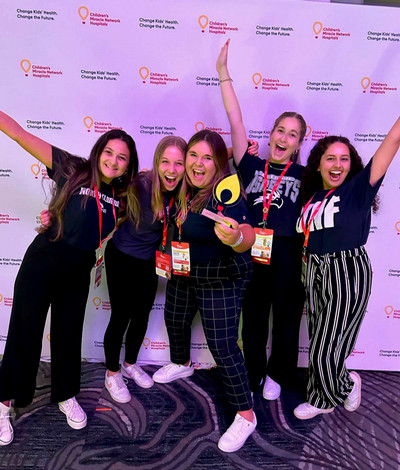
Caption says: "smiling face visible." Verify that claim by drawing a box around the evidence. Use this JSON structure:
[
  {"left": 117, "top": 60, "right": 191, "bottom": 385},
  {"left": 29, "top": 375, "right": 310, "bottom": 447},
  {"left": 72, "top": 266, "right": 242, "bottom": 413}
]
[
  {"left": 158, "top": 145, "right": 185, "bottom": 191},
  {"left": 99, "top": 139, "right": 130, "bottom": 184},
  {"left": 318, "top": 141, "right": 351, "bottom": 189},
  {"left": 269, "top": 117, "right": 302, "bottom": 164},
  {"left": 185, "top": 140, "right": 216, "bottom": 188}
]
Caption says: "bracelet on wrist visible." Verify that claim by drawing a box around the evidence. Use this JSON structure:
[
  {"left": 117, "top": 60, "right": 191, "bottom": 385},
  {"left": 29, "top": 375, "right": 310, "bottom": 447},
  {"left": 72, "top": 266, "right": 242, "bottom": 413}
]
[
  {"left": 229, "top": 230, "right": 243, "bottom": 248},
  {"left": 219, "top": 77, "right": 233, "bottom": 84}
]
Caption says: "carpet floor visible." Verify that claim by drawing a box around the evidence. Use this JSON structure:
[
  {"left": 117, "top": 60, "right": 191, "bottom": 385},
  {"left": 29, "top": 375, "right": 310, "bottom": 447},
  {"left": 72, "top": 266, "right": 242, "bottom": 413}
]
[{"left": 0, "top": 362, "right": 399, "bottom": 469}]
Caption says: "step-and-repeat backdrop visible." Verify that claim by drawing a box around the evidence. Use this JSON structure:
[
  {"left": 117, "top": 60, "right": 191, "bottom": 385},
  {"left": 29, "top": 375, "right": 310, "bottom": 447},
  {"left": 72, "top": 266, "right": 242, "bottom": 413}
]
[{"left": 0, "top": 0, "right": 399, "bottom": 370}]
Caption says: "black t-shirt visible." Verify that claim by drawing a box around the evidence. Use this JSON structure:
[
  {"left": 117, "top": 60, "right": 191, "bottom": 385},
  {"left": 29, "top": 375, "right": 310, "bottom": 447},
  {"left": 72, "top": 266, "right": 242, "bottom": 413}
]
[
  {"left": 47, "top": 146, "right": 120, "bottom": 252},
  {"left": 174, "top": 192, "right": 251, "bottom": 264},
  {"left": 296, "top": 159, "right": 384, "bottom": 255},
  {"left": 113, "top": 174, "right": 176, "bottom": 260},
  {"left": 237, "top": 151, "right": 304, "bottom": 237}
]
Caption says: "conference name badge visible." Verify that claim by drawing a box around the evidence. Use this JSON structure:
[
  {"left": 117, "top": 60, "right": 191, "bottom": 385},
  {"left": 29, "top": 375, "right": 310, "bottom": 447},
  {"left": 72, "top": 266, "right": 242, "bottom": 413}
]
[
  {"left": 156, "top": 250, "right": 172, "bottom": 279},
  {"left": 171, "top": 242, "right": 190, "bottom": 276},
  {"left": 251, "top": 228, "right": 273, "bottom": 265}
]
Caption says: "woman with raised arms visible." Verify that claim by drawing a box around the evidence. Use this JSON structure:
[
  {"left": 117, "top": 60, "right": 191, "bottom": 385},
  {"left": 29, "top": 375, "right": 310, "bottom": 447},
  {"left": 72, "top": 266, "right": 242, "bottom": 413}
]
[
  {"left": 294, "top": 118, "right": 400, "bottom": 419},
  {"left": 216, "top": 39, "right": 306, "bottom": 401},
  {"left": 0, "top": 110, "right": 138, "bottom": 445}
]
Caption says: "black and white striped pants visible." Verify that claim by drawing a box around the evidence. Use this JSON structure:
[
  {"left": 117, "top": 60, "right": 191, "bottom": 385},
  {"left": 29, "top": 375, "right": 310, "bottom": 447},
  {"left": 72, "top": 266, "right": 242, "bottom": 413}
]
[
  {"left": 164, "top": 253, "right": 253, "bottom": 411},
  {"left": 304, "top": 246, "right": 372, "bottom": 409}
]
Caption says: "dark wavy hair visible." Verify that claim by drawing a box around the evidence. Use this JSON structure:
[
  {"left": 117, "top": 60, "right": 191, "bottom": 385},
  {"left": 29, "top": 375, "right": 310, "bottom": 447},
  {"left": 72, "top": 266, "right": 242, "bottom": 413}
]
[
  {"left": 271, "top": 112, "right": 307, "bottom": 163},
  {"left": 301, "top": 135, "right": 379, "bottom": 212},
  {"left": 178, "top": 129, "right": 231, "bottom": 220},
  {"left": 43, "top": 129, "right": 138, "bottom": 240}
]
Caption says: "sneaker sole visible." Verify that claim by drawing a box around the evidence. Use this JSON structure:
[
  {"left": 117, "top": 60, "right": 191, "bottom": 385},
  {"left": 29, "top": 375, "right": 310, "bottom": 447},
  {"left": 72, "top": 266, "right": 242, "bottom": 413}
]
[
  {"left": 262, "top": 391, "right": 281, "bottom": 400},
  {"left": 153, "top": 368, "right": 194, "bottom": 384},
  {"left": 105, "top": 385, "right": 131, "bottom": 404},
  {"left": 294, "top": 407, "right": 334, "bottom": 420},
  {"left": 121, "top": 371, "right": 154, "bottom": 389},
  {"left": 217, "top": 427, "right": 256, "bottom": 452},
  {"left": 0, "top": 433, "right": 13, "bottom": 446},
  {"left": 344, "top": 371, "right": 362, "bottom": 412},
  {"left": 59, "top": 406, "right": 87, "bottom": 430}
]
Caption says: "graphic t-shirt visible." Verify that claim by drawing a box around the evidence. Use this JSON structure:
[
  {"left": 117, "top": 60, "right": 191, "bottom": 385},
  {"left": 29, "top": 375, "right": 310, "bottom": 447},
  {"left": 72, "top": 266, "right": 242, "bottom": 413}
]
[
  {"left": 296, "top": 159, "right": 384, "bottom": 255},
  {"left": 46, "top": 146, "right": 119, "bottom": 252},
  {"left": 237, "top": 151, "right": 303, "bottom": 237}
]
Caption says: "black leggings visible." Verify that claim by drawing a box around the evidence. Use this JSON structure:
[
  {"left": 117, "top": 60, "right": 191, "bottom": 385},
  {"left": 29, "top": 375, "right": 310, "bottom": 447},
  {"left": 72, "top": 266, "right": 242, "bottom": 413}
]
[
  {"left": 0, "top": 234, "right": 94, "bottom": 407},
  {"left": 103, "top": 239, "right": 158, "bottom": 372}
]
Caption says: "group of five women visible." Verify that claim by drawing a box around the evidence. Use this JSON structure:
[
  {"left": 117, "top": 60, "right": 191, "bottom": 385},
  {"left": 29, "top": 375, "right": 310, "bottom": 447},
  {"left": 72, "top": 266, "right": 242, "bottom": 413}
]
[{"left": 0, "top": 40, "right": 399, "bottom": 453}]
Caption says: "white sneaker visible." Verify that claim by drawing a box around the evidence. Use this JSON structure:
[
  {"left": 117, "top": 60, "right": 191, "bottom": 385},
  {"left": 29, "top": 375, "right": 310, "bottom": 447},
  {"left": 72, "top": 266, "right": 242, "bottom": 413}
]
[
  {"left": 344, "top": 371, "right": 362, "bottom": 412},
  {"left": 153, "top": 363, "right": 194, "bottom": 384},
  {"left": 262, "top": 376, "right": 281, "bottom": 400},
  {"left": 0, "top": 402, "right": 13, "bottom": 446},
  {"left": 105, "top": 371, "right": 131, "bottom": 403},
  {"left": 58, "top": 397, "right": 87, "bottom": 429},
  {"left": 122, "top": 363, "right": 154, "bottom": 389},
  {"left": 218, "top": 413, "right": 257, "bottom": 453},
  {"left": 294, "top": 402, "right": 334, "bottom": 420}
]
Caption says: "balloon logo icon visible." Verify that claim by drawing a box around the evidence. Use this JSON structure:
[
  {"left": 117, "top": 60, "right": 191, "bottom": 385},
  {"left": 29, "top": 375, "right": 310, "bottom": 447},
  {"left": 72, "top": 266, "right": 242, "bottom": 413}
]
[
  {"left": 139, "top": 67, "right": 150, "bottom": 83},
  {"left": 395, "top": 221, "right": 400, "bottom": 235},
  {"left": 215, "top": 174, "right": 241, "bottom": 208},
  {"left": 195, "top": 121, "right": 205, "bottom": 132},
  {"left": 0, "top": 294, "right": 3, "bottom": 303},
  {"left": 142, "top": 337, "right": 151, "bottom": 348},
  {"left": 385, "top": 305, "right": 393, "bottom": 317},
  {"left": 31, "top": 163, "right": 40, "bottom": 179},
  {"left": 305, "top": 126, "right": 312, "bottom": 140},
  {"left": 361, "top": 77, "right": 371, "bottom": 93},
  {"left": 313, "top": 22, "right": 323, "bottom": 38},
  {"left": 93, "top": 297, "right": 102, "bottom": 309},
  {"left": 78, "top": 6, "right": 89, "bottom": 23},
  {"left": 46, "top": 333, "right": 50, "bottom": 342},
  {"left": 20, "top": 59, "right": 31, "bottom": 76},
  {"left": 252, "top": 73, "right": 262, "bottom": 89},
  {"left": 83, "top": 116, "right": 94, "bottom": 132},
  {"left": 198, "top": 15, "right": 209, "bottom": 32}
]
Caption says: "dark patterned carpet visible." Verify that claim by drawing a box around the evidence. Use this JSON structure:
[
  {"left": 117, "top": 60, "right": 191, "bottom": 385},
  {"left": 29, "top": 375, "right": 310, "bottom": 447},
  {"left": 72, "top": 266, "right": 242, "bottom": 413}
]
[{"left": 0, "top": 362, "right": 399, "bottom": 469}]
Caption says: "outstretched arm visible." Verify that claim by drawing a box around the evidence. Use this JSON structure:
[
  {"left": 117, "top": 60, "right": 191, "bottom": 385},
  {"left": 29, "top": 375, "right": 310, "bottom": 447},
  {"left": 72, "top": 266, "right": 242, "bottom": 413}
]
[
  {"left": 216, "top": 40, "right": 249, "bottom": 166},
  {"left": 370, "top": 116, "right": 400, "bottom": 186},
  {"left": 0, "top": 111, "right": 52, "bottom": 168}
]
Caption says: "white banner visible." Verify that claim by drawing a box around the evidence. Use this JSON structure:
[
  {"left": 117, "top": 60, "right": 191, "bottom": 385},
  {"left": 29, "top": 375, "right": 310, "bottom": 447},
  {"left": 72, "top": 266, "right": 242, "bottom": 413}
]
[{"left": 0, "top": 0, "right": 399, "bottom": 370}]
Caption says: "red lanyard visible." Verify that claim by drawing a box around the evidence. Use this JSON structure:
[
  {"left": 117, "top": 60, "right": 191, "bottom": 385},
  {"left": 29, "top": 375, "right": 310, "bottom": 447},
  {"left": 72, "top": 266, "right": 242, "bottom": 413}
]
[
  {"left": 161, "top": 197, "right": 175, "bottom": 251},
  {"left": 94, "top": 184, "right": 117, "bottom": 251},
  {"left": 301, "top": 189, "right": 335, "bottom": 248},
  {"left": 262, "top": 160, "right": 292, "bottom": 228}
]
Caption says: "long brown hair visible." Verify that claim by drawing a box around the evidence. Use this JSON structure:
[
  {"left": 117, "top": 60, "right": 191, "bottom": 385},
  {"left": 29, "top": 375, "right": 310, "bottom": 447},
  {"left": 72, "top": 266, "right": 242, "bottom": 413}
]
[
  {"left": 43, "top": 129, "right": 138, "bottom": 240},
  {"left": 177, "top": 130, "right": 230, "bottom": 223}
]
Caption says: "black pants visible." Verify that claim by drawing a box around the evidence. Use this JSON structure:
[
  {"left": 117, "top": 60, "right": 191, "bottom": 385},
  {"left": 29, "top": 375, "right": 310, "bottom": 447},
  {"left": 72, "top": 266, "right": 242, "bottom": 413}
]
[
  {"left": 241, "top": 236, "right": 305, "bottom": 391},
  {"left": 0, "top": 234, "right": 94, "bottom": 407},
  {"left": 103, "top": 239, "right": 158, "bottom": 372}
]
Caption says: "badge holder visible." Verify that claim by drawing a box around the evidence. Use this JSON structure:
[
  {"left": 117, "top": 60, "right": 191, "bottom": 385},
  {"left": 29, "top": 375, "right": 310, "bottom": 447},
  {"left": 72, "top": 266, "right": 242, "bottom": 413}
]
[
  {"left": 171, "top": 242, "right": 190, "bottom": 276},
  {"left": 252, "top": 228, "right": 273, "bottom": 264}
]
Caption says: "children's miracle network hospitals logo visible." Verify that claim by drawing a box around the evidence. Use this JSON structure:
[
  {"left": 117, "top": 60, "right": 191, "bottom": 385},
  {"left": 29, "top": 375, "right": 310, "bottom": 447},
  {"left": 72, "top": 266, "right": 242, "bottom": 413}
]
[{"left": 198, "top": 14, "right": 238, "bottom": 34}]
